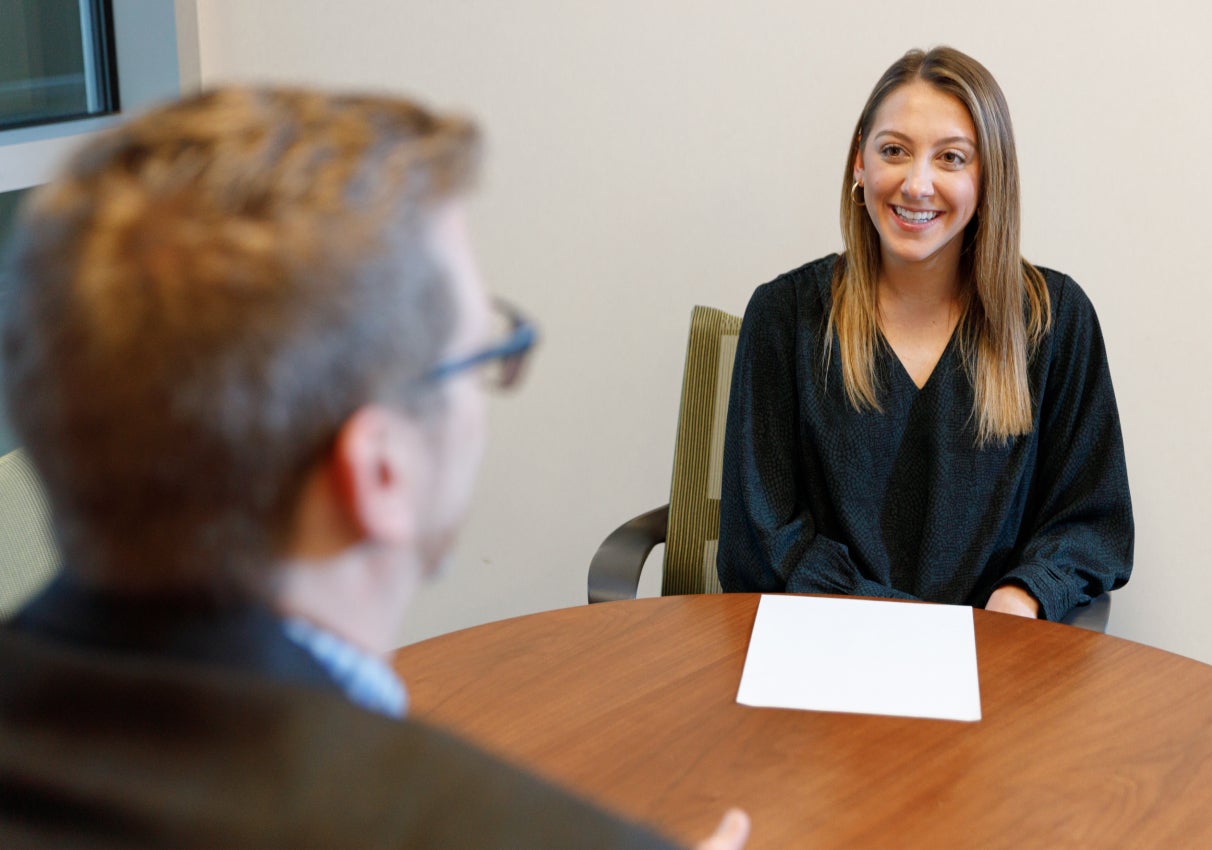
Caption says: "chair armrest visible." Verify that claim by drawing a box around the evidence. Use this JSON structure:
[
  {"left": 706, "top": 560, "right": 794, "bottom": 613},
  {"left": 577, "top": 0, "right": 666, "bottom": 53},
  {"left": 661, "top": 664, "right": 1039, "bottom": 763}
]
[
  {"left": 588, "top": 505, "right": 669, "bottom": 604},
  {"left": 1059, "top": 592, "right": 1111, "bottom": 633}
]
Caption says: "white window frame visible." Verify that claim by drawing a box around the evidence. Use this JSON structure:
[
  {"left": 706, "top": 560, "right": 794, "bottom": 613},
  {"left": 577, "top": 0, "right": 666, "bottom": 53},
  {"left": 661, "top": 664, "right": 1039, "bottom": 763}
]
[{"left": 0, "top": 0, "right": 199, "bottom": 194}]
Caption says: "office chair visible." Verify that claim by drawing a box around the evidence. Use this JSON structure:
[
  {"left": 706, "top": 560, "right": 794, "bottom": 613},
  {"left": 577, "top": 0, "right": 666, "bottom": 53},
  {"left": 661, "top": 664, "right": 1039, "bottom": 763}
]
[
  {"left": 589, "top": 305, "right": 739, "bottom": 603},
  {"left": 0, "top": 448, "right": 60, "bottom": 616},
  {"left": 586, "top": 307, "right": 1112, "bottom": 633}
]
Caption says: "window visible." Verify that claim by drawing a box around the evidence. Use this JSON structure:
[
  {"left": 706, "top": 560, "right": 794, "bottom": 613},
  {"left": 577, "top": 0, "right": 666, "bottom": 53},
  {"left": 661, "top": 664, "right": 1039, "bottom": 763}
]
[
  {"left": 0, "top": 186, "right": 30, "bottom": 452},
  {"left": 0, "top": 0, "right": 195, "bottom": 454},
  {"left": 0, "top": 0, "right": 118, "bottom": 131}
]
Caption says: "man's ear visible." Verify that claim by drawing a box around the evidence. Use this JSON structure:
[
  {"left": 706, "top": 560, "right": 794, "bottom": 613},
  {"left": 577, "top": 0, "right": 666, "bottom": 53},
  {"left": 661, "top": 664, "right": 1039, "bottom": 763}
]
[{"left": 329, "top": 405, "right": 419, "bottom": 545}]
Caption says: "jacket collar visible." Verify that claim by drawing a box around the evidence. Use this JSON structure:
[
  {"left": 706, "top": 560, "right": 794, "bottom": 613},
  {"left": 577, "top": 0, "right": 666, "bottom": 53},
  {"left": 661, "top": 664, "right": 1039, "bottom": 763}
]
[{"left": 8, "top": 573, "right": 338, "bottom": 692}]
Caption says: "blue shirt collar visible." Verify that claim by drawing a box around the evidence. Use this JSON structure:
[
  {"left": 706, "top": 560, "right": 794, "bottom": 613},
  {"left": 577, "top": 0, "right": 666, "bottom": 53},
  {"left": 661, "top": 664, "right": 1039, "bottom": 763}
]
[{"left": 282, "top": 617, "right": 407, "bottom": 719}]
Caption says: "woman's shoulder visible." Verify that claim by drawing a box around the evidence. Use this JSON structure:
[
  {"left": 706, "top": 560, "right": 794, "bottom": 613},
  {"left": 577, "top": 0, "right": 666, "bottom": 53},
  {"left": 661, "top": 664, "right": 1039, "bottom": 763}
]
[
  {"left": 747, "top": 253, "right": 840, "bottom": 318},
  {"left": 1030, "top": 264, "right": 1110, "bottom": 364},
  {"left": 1032, "top": 264, "right": 1100, "bottom": 322}
]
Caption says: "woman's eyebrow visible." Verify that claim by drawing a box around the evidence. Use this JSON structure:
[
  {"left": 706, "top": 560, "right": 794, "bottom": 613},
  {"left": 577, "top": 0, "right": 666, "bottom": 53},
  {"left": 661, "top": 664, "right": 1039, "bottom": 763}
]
[{"left": 872, "top": 129, "right": 976, "bottom": 148}]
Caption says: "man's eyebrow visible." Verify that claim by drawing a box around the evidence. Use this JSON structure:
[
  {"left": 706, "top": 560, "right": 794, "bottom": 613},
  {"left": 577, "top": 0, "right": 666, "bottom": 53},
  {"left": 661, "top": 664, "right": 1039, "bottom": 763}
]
[{"left": 872, "top": 129, "right": 977, "bottom": 148}]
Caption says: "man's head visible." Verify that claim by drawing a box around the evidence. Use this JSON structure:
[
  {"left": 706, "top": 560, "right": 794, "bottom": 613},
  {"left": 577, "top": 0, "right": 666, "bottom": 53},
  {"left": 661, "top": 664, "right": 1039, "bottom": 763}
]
[{"left": 2, "top": 87, "right": 485, "bottom": 597}]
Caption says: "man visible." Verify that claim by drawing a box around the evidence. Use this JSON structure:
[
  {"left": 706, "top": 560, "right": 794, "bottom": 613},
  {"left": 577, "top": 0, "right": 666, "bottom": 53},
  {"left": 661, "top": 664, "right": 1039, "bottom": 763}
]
[{"left": 0, "top": 88, "right": 747, "bottom": 848}]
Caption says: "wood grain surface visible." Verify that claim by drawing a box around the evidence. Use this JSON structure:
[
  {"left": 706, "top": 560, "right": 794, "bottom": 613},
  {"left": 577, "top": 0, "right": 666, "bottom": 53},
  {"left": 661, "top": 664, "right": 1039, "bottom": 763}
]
[{"left": 392, "top": 595, "right": 1212, "bottom": 849}]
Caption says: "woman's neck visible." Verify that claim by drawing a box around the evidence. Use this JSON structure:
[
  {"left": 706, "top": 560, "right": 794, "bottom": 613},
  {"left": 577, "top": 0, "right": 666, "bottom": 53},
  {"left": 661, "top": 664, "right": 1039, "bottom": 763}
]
[
  {"left": 878, "top": 252, "right": 961, "bottom": 301},
  {"left": 876, "top": 257, "right": 964, "bottom": 389}
]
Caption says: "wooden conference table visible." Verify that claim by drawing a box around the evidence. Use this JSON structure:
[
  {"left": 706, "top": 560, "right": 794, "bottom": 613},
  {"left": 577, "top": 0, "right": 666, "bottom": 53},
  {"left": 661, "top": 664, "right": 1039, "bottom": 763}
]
[{"left": 392, "top": 594, "right": 1212, "bottom": 849}]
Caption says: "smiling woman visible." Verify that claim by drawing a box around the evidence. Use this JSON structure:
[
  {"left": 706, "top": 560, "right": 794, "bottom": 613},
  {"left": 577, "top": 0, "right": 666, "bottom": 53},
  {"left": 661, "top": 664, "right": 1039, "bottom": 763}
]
[
  {"left": 853, "top": 80, "right": 982, "bottom": 389},
  {"left": 717, "top": 46, "right": 1133, "bottom": 625},
  {"left": 855, "top": 83, "right": 980, "bottom": 286}
]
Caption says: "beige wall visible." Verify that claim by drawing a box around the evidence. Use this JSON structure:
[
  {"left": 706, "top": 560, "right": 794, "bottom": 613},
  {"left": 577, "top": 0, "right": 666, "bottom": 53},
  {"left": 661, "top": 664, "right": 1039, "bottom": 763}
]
[{"left": 195, "top": 0, "right": 1212, "bottom": 663}]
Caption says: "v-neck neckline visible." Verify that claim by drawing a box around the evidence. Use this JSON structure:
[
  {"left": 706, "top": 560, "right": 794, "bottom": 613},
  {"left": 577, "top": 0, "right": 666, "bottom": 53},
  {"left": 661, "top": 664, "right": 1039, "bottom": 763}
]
[{"left": 881, "top": 325, "right": 959, "bottom": 395}]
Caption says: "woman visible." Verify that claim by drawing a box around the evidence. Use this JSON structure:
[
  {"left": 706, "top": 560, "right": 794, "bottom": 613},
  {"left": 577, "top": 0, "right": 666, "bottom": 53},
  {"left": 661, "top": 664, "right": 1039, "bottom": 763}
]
[{"left": 717, "top": 47, "right": 1132, "bottom": 621}]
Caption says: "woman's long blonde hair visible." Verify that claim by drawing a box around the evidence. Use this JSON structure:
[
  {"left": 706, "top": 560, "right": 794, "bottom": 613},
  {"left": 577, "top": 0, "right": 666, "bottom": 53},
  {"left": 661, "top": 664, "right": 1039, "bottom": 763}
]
[{"left": 829, "top": 46, "right": 1050, "bottom": 446}]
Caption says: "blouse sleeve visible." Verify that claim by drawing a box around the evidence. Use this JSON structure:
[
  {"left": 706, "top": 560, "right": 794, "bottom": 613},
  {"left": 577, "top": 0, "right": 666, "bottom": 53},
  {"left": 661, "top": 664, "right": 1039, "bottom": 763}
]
[
  {"left": 718, "top": 278, "right": 918, "bottom": 601},
  {"left": 996, "top": 275, "right": 1134, "bottom": 621}
]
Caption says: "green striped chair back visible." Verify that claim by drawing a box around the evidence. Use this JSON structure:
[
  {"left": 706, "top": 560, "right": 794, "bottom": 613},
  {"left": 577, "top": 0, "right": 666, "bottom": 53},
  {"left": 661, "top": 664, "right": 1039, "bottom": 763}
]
[
  {"left": 662, "top": 306, "right": 742, "bottom": 596},
  {"left": 0, "top": 448, "right": 60, "bottom": 616}
]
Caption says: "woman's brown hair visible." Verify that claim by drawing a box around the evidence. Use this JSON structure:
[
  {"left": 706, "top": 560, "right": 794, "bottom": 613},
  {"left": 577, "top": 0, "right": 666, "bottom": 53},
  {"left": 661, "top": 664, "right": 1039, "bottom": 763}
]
[{"left": 830, "top": 46, "right": 1050, "bottom": 445}]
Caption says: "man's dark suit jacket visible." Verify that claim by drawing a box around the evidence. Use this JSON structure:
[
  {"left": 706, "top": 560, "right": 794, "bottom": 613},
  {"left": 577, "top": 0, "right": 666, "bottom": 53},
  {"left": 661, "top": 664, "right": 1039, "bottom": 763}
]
[{"left": 0, "top": 577, "right": 679, "bottom": 849}]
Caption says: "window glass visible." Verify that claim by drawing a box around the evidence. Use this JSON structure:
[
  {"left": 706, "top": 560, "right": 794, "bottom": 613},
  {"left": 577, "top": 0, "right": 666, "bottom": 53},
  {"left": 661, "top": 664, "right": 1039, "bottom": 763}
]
[
  {"left": 0, "top": 187, "right": 31, "bottom": 453},
  {"left": 0, "top": 0, "right": 117, "bottom": 130}
]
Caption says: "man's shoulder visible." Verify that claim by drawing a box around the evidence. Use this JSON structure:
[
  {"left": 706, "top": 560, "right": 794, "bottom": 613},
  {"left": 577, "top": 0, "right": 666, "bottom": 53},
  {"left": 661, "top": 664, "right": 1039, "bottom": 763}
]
[
  {"left": 369, "top": 717, "right": 678, "bottom": 848},
  {"left": 0, "top": 630, "right": 677, "bottom": 849}
]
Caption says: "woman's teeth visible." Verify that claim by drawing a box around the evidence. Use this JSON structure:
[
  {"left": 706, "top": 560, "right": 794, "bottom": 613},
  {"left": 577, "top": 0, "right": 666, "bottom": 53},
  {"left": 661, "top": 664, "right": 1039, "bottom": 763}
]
[{"left": 894, "top": 206, "right": 939, "bottom": 223}]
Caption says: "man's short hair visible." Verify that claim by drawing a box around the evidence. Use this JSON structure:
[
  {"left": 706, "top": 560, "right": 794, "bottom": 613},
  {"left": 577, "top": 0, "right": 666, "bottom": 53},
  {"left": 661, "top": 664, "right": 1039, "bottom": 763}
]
[{"left": 1, "top": 87, "right": 480, "bottom": 594}]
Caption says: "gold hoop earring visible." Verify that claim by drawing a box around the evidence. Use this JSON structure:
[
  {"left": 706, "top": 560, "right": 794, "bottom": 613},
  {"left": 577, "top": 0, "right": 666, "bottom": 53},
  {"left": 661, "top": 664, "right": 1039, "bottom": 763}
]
[{"left": 850, "top": 179, "right": 865, "bottom": 208}]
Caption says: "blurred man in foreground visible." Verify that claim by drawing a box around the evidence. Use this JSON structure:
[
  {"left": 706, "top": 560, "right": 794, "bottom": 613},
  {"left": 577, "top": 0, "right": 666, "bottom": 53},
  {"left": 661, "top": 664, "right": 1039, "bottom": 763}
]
[{"left": 0, "top": 87, "right": 748, "bottom": 849}]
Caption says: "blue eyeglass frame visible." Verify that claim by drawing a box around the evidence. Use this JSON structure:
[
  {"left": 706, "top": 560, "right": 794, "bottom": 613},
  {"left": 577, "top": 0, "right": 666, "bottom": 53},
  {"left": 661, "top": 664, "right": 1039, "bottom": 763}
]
[{"left": 426, "top": 297, "right": 537, "bottom": 389}]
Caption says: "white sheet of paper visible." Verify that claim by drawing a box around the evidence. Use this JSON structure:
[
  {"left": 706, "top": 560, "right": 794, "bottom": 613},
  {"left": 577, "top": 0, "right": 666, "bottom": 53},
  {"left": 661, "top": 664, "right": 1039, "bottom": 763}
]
[{"left": 736, "top": 595, "right": 981, "bottom": 722}]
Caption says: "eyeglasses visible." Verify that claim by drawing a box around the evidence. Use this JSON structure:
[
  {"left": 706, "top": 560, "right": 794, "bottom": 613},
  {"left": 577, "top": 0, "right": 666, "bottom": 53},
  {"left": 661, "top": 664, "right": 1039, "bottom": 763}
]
[{"left": 426, "top": 297, "right": 537, "bottom": 390}]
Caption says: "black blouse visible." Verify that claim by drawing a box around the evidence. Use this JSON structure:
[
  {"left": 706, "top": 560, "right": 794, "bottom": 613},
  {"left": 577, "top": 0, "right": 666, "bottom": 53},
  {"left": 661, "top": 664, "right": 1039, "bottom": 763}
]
[{"left": 718, "top": 254, "right": 1133, "bottom": 621}]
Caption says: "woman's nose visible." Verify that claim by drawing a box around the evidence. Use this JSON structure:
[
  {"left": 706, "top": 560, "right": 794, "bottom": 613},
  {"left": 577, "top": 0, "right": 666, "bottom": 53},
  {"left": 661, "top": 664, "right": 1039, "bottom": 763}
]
[{"left": 902, "top": 164, "right": 935, "bottom": 199}]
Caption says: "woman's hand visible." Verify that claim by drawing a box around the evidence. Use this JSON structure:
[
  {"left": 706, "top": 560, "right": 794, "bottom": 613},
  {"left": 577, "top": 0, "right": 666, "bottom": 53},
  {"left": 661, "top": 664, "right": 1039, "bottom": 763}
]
[{"left": 986, "top": 585, "right": 1040, "bottom": 618}]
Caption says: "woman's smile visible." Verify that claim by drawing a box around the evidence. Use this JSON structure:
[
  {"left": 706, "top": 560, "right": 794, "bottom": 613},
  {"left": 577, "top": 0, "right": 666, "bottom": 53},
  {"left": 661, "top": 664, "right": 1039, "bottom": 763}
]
[{"left": 854, "top": 79, "right": 980, "bottom": 272}]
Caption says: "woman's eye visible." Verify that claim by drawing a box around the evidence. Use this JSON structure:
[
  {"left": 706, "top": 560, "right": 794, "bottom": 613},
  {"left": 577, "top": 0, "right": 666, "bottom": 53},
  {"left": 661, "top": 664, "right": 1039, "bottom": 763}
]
[
  {"left": 880, "top": 144, "right": 905, "bottom": 158},
  {"left": 941, "top": 151, "right": 967, "bottom": 167}
]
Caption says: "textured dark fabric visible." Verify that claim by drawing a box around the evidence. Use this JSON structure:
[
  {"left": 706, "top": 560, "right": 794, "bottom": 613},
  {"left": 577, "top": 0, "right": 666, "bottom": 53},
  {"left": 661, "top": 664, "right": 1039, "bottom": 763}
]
[
  {"left": 10, "top": 574, "right": 339, "bottom": 689},
  {"left": 718, "top": 254, "right": 1133, "bottom": 622},
  {"left": 0, "top": 581, "right": 680, "bottom": 849}
]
